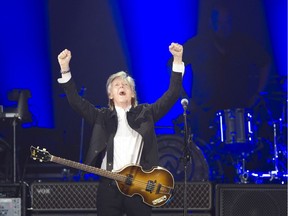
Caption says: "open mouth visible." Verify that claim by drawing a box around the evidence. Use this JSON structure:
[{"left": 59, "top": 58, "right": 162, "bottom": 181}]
[{"left": 119, "top": 90, "right": 126, "bottom": 96}]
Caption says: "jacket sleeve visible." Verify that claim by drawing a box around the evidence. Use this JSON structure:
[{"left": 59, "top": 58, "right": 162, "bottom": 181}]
[
  {"left": 59, "top": 78, "right": 102, "bottom": 125},
  {"left": 150, "top": 71, "right": 183, "bottom": 122}
]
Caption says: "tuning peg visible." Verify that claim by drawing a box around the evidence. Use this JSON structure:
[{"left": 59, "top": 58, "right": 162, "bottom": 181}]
[
  {"left": 39, "top": 159, "right": 43, "bottom": 162},
  {"left": 43, "top": 148, "right": 46, "bottom": 151},
  {"left": 33, "top": 158, "right": 36, "bottom": 160},
  {"left": 37, "top": 146, "right": 39, "bottom": 149}
]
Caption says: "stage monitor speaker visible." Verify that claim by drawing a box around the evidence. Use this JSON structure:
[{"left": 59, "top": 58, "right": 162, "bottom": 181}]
[{"left": 216, "top": 184, "right": 287, "bottom": 216}]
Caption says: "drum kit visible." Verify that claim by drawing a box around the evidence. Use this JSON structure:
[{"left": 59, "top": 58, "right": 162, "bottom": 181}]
[
  {"left": 212, "top": 107, "right": 287, "bottom": 184},
  {"left": 181, "top": 89, "right": 288, "bottom": 184}
]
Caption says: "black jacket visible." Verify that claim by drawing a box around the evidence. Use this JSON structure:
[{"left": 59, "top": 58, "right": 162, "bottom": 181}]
[{"left": 60, "top": 71, "right": 182, "bottom": 170}]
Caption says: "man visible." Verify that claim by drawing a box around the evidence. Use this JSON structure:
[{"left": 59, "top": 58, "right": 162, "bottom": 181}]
[
  {"left": 181, "top": 2, "right": 271, "bottom": 144},
  {"left": 57, "top": 42, "right": 184, "bottom": 216}
]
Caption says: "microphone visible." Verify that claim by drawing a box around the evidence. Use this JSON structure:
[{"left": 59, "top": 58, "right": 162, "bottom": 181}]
[{"left": 181, "top": 98, "right": 189, "bottom": 110}]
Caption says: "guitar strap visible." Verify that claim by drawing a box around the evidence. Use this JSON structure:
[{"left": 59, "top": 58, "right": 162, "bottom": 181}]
[
  {"left": 106, "top": 135, "right": 114, "bottom": 171},
  {"left": 135, "top": 139, "right": 144, "bottom": 165}
]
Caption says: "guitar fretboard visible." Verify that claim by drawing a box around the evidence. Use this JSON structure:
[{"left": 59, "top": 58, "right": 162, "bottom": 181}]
[{"left": 51, "top": 156, "right": 126, "bottom": 182}]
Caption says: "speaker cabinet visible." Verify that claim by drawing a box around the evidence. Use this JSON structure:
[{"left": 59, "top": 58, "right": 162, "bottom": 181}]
[
  {"left": 31, "top": 182, "right": 98, "bottom": 211},
  {"left": 31, "top": 181, "right": 212, "bottom": 212},
  {"left": 31, "top": 213, "right": 95, "bottom": 216},
  {"left": 152, "top": 214, "right": 210, "bottom": 216},
  {"left": 31, "top": 213, "right": 211, "bottom": 216},
  {"left": 158, "top": 182, "right": 212, "bottom": 211},
  {"left": 216, "top": 184, "right": 287, "bottom": 216}
]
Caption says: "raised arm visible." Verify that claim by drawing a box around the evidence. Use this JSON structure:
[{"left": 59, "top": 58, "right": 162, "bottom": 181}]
[
  {"left": 169, "top": 42, "right": 183, "bottom": 65},
  {"left": 58, "top": 49, "right": 72, "bottom": 73}
]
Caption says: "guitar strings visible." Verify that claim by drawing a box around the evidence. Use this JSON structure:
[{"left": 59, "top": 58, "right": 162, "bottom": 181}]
[{"left": 114, "top": 172, "right": 173, "bottom": 193}]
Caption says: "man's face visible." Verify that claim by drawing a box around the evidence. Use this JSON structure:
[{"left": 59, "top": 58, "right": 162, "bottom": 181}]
[{"left": 109, "top": 77, "right": 134, "bottom": 108}]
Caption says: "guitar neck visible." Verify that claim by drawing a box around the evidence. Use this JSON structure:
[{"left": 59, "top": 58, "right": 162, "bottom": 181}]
[{"left": 51, "top": 156, "right": 124, "bottom": 182}]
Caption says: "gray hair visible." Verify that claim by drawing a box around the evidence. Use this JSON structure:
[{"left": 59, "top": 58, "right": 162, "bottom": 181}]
[{"left": 106, "top": 71, "right": 138, "bottom": 109}]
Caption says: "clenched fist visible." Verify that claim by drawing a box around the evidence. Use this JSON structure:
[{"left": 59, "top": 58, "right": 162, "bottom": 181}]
[
  {"left": 169, "top": 42, "right": 183, "bottom": 64},
  {"left": 58, "top": 49, "right": 72, "bottom": 72}
]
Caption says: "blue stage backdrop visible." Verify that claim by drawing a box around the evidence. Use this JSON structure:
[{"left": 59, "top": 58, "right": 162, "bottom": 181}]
[
  {"left": 263, "top": 0, "right": 287, "bottom": 83},
  {"left": 0, "top": 0, "right": 53, "bottom": 128},
  {"left": 108, "top": 0, "right": 198, "bottom": 133},
  {"left": 0, "top": 0, "right": 286, "bottom": 131}
]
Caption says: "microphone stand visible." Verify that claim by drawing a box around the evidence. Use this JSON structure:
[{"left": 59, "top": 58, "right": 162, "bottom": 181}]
[
  {"left": 78, "top": 87, "right": 86, "bottom": 179},
  {"left": 12, "top": 116, "right": 18, "bottom": 183},
  {"left": 181, "top": 104, "right": 192, "bottom": 216},
  {"left": 1, "top": 114, "right": 21, "bottom": 183}
]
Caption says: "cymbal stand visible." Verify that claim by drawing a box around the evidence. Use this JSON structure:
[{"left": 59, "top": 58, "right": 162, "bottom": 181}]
[
  {"left": 270, "top": 121, "right": 280, "bottom": 179},
  {"left": 237, "top": 156, "right": 249, "bottom": 183},
  {"left": 3, "top": 115, "right": 20, "bottom": 183}
]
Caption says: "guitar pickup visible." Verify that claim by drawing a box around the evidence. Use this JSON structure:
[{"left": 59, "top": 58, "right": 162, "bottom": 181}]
[
  {"left": 146, "top": 180, "right": 156, "bottom": 193},
  {"left": 125, "top": 174, "right": 133, "bottom": 185}
]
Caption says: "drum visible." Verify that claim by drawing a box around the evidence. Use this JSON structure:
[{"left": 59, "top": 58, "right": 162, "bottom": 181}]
[{"left": 215, "top": 108, "right": 255, "bottom": 145}]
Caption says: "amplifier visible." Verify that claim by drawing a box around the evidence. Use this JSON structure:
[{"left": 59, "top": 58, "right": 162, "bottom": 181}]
[
  {"left": 158, "top": 182, "right": 212, "bottom": 211},
  {"left": 31, "top": 181, "right": 212, "bottom": 211},
  {"left": 31, "top": 182, "right": 98, "bottom": 211},
  {"left": 0, "top": 183, "right": 27, "bottom": 216},
  {"left": 0, "top": 183, "right": 22, "bottom": 198},
  {"left": 0, "top": 198, "right": 21, "bottom": 216},
  {"left": 31, "top": 213, "right": 211, "bottom": 216},
  {"left": 216, "top": 184, "right": 287, "bottom": 216}
]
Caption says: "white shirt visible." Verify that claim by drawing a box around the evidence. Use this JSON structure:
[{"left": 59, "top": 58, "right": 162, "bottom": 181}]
[{"left": 101, "top": 106, "right": 143, "bottom": 171}]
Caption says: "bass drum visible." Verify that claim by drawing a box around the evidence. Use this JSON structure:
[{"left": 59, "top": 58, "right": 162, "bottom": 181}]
[{"left": 157, "top": 135, "right": 221, "bottom": 182}]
